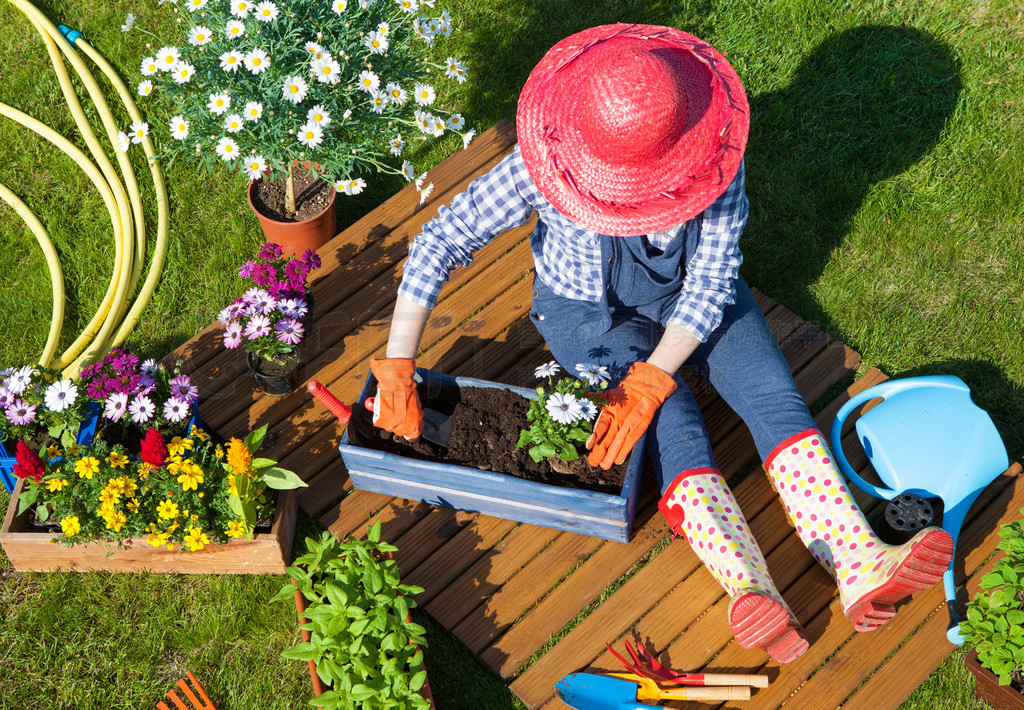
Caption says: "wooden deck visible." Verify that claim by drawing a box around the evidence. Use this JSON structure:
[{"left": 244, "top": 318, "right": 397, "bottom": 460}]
[{"left": 172, "top": 120, "right": 1022, "bottom": 709}]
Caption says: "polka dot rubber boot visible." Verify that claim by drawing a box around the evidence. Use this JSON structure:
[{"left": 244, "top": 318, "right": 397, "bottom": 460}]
[
  {"left": 764, "top": 429, "right": 954, "bottom": 632},
  {"left": 659, "top": 467, "right": 809, "bottom": 663}
]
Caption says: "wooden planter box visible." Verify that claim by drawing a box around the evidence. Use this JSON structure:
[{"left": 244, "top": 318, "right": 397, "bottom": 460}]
[
  {"left": 966, "top": 649, "right": 1024, "bottom": 710},
  {"left": 339, "top": 368, "right": 646, "bottom": 542},
  {"left": 0, "top": 479, "right": 297, "bottom": 574}
]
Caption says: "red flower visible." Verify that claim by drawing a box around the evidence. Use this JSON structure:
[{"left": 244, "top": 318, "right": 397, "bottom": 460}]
[
  {"left": 140, "top": 427, "right": 168, "bottom": 467},
  {"left": 13, "top": 441, "right": 46, "bottom": 482}
]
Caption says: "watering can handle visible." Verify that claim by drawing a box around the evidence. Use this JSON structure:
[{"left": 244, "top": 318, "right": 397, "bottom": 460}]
[{"left": 829, "top": 376, "right": 970, "bottom": 500}]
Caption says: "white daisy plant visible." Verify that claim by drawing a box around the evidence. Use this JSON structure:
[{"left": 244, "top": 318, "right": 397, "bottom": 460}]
[{"left": 517, "top": 361, "right": 610, "bottom": 464}]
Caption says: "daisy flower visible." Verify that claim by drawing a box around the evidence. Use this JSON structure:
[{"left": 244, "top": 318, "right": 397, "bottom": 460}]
[
  {"left": 163, "top": 397, "right": 190, "bottom": 423},
  {"left": 186, "top": 0, "right": 208, "bottom": 11},
  {"left": 427, "top": 18, "right": 441, "bottom": 35},
  {"left": 244, "top": 154, "right": 267, "bottom": 180},
  {"left": 296, "top": 122, "right": 323, "bottom": 149},
  {"left": 445, "top": 57, "right": 467, "bottom": 83},
  {"left": 169, "top": 375, "right": 199, "bottom": 404},
  {"left": 137, "top": 79, "right": 153, "bottom": 97},
  {"left": 535, "top": 360, "right": 561, "bottom": 378},
  {"left": 244, "top": 314, "right": 272, "bottom": 339},
  {"left": 274, "top": 318, "right": 304, "bottom": 345},
  {"left": 365, "top": 31, "right": 388, "bottom": 54},
  {"left": 414, "top": 109, "right": 431, "bottom": 133},
  {"left": 358, "top": 0, "right": 375, "bottom": 7},
  {"left": 230, "top": 0, "right": 251, "bottom": 17},
  {"left": 244, "top": 101, "right": 263, "bottom": 121},
  {"left": 244, "top": 48, "right": 270, "bottom": 74},
  {"left": 577, "top": 398, "right": 598, "bottom": 421},
  {"left": 377, "top": 21, "right": 390, "bottom": 35},
  {"left": 254, "top": 1, "right": 279, "bottom": 22},
  {"left": 188, "top": 25, "right": 213, "bottom": 46},
  {"left": 220, "top": 51, "right": 244, "bottom": 72},
  {"left": 439, "top": 10, "right": 452, "bottom": 36},
  {"left": 306, "top": 105, "right": 331, "bottom": 126},
  {"left": 575, "top": 363, "right": 610, "bottom": 386},
  {"left": 223, "top": 321, "right": 243, "bottom": 348},
  {"left": 413, "top": 83, "right": 435, "bottom": 106},
  {"left": 224, "top": 114, "right": 244, "bottom": 133},
  {"left": 430, "top": 115, "right": 446, "bottom": 136},
  {"left": 447, "top": 114, "right": 466, "bottom": 131},
  {"left": 304, "top": 41, "right": 322, "bottom": 55},
  {"left": 6, "top": 400, "right": 35, "bottom": 425},
  {"left": 129, "top": 121, "right": 149, "bottom": 144},
  {"left": 401, "top": 160, "right": 415, "bottom": 181},
  {"left": 369, "top": 89, "right": 386, "bottom": 114},
  {"left": 311, "top": 56, "right": 341, "bottom": 84},
  {"left": 215, "top": 137, "right": 240, "bottom": 161},
  {"left": 208, "top": 92, "right": 231, "bottom": 115},
  {"left": 342, "top": 178, "right": 366, "bottom": 195},
  {"left": 171, "top": 61, "right": 196, "bottom": 83},
  {"left": 389, "top": 135, "right": 404, "bottom": 156},
  {"left": 396, "top": 0, "right": 417, "bottom": 12},
  {"left": 169, "top": 116, "right": 189, "bottom": 140},
  {"left": 357, "top": 70, "right": 379, "bottom": 92},
  {"left": 117, "top": 131, "right": 131, "bottom": 152},
  {"left": 128, "top": 395, "right": 156, "bottom": 423},
  {"left": 462, "top": 129, "right": 476, "bottom": 150},
  {"left": 155, "top": 46, "right": 180, "bottom": 71},
  {"left": 121, "top": 13, "right": 136, "bottom": 32},
  {"left": 385, "top": 82, "right": 407, "bottom": 104},
  {"left": 333, "top": 179, "right": 347, "bottom": 193},
  {"left": 104, "top": 392, "right": 129, "bottom": 420},
  {"left": 140, "top": 56, "right": 158, "bottom": 76},
  {"left": 331, "top": 0, "right": 346, "bottom": 13},
  {"left": 44, "top": 380, "right": 78, "bottom": 412},
  {"left": 418, "top": 182, "right": 434, "bottom": 205},
  {"left": 422, "top": 0, "right": 436, "bottom": 7},
  {"left": 546, "top": 392, "right": 582, "bottom": 424},
  {"left": 414, "top": 20, "right": 434, "bottom": 44},
  {"left": 225, "top": 20, "right": 246, "bottom": 38},
  {"left": 282, "top": 76, "right": 308, "bottom": 103}
]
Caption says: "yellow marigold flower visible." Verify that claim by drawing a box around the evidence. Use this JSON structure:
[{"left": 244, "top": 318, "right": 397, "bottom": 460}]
[
  {"left": 46, "top": 444, "right": 63, "bottom": 459},
  {"left": 225, "top": 520, "right": 246, "bottom": 538},
  {"left": 138, "top": 462, "right": 152, "bottom": 480},
  {"left": 177, "top": 463, "right": 204, "bottom": 491},
  {"left": 67, "top": 443, "right": 80, "bottom": 456},
  {"left": 75, "top": 456, "right": 100, "bottom": 479},
  {"left": 190, "top": 425, "right": 209, "bottom": 441},
  {"left": 107, "top": 451, "right": 129, "bottom": 469},
  {"left": 157, "top": 499, "right": 179, "bottom": 520},
  {"left": 120, "top": 477, "right": 138, "bottom": 497},
  {"left": 226, "top": 438, "right": 252, "bottom": 473},
  {"left": 44, "top": 477, "right": 68, "bottom": 492},
  {"left": 60, "top": 516, "right": 81, "bottom": 536},
  {"left": 105, "top": 510, "right": 127, "bottom": 532},
  {"left": 99, "top": 489, "right": 120, "bottom": 506},
  {"left": 184, "top": 526, "right": 210, "bottom": 552},
  {"left": 147, "top": 529, "right": 170, "bottom": 548},
  {"left": 126, "top": 498, "right": 140, "bottom": 513},
  {"left": 98, "top": 501, "right": 117, "bottom": 519},
  {"left": 215, "top": 445, "right": 224, "bottom": 459},
  {"left": 168, "top": 436, "right": 193, "bottom": 457}
]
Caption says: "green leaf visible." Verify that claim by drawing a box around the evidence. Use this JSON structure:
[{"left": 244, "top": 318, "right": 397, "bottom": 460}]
[
  {"left": 536, "top": 442, "right": 556, "bottom": 458},
  {"left": 35, "top": 504, "right": 50, "bottom": 523},
  {"left": 350, "top": 617, "right": 370, "bottom": 636},
  {"left": 324, "top": 581, "right": 349, "bottom": 607},
  {"left": 244, "top": 424, "right": 268, "bottom": 453},
  {"left": 250, "top": 457, "right": 277, "bottom": 469},
  {"left": 559, "top": 444, "right": 578, "bottom": 461},
  {"left": 981, "top": 571, "right": 1006, "bottom": 590},
  {"left": 259, "top": 466, "right": 308, "bottom": 489},
  {"left": 281, "top": 641, "right": 318, "bottom": 662},
  {"left": 409, "top": 670, "right": 426, "bottom": 692},
  {"left": 349, "top": 685, "right": 377, "bottom": 702},
  {"left": 367, "top": 520, "right": 382, "bottom": 543},
  {"left": 16, "top": 485, "right": 41, "bottom": 516}
]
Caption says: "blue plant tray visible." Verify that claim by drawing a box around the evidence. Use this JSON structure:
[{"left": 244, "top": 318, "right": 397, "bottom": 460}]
[{"left": 339, "top": 368, "right": 645, "bottom": 542}]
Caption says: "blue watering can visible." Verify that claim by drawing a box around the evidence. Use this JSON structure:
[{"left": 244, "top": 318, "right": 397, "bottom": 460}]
[{"left": 830, "top": 375, "right": 1009, "bottom": 644}]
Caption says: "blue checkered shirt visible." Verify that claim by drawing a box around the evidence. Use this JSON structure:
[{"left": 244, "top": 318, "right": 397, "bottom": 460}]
[{"left": 399, "top": 146, "right": 748, "bottom": 342}]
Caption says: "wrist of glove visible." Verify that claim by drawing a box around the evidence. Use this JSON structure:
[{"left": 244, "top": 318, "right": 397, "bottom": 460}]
[
  {"left": 369, "top": 358, "right": 423, "bottom": 439},
  {"left": 587, "top": 361, "right": 677, "bottom": 469}
]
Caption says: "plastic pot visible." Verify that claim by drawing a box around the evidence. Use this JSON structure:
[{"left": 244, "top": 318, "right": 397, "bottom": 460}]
[
  {"left": 966, "top": 649, "right": 1024, "bottom": 710},
  {"left": 246, "top": 351, "right": 300, "bottom": 397}
]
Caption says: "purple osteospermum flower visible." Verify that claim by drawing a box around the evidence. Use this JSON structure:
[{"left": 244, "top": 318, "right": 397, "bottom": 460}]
[
  {"left": 284, "top": 259, "right": 307, "bottom": 283},
  {"left": 278, "top": 298, "right": 308, "bottom": 319},
  {"left": 86, "top": 379, "right": 107, "bottom": 400},
  {"left": 545, "top": 392, "right": 582, "bottom": 425},
  {"left": 239, "top": 259, "right": 257, "bottom": 278},
  {"left": 138, "top": 373, "right": 156, "bottom": 393},
  {"left": 163, "top": 396, "right": 190, "bottom": 423},
  {"left": 223, "top": 321, "right": 243, "bottom": 348},
  {"left": 4, "top": 366, "right": 33, "bottom": 395},
  {"left": 275, "top": 317, "right": 304, "bottom": 345},
  {"left": 0, "top": 387, "right": 14, "bottom": 408},
  {"left": 169, "top": 375, "right": 199, "bottom": 404},
  {"left": 259, "top": 243, "right": 283, "bottom": 260},
  {"left": 104, "top": 392, "right": 129, "bottom": 420},
  {"left": 251, "top": 263, "right": 277, "bottom": 286},
  {"left": 577, "top": 398, "right": 598, "bottom": 421},
  {"left": 128, "top": 394, "right": 156, "bottom": 423},
  {"left": 111, "top": 371, "right": 141, "bottom": 395},
  {"left": 79, "top": 362, "right": 103, "bottom": 379},
  {"left": 301, "top": 249, "right": 321, "bottom": 270},
  {"left": 140, "top": 358, "right": 159, "bottom": 376},
  {"left": 6, "top": 400, "right": 37, "bottom": 425},
  {"left": 111, "top": 351, "right": 139, "bottom": 373},
  {"left": 244, "top": 314, "right": 272, "bottom": 339}
]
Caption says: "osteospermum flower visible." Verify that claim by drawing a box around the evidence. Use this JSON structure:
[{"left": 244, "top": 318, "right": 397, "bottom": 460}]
[
  {"left": 44, "top": 380, "right": 78, "bottom": 412},
  {"left": 188, "top": 25, "right": 213, "bottom": 46},
  {"left": 163, "top": 397, "right": 190, "bottom": 423},
  {"left": 535, "top": 360, "right": 561, "bottom": 378},
  {"left": 155, "top": 46, "right": 180, "bottom": 71},
  {"left": 445, "top": 57, "right": 467, "bottom": 83},
  {"left": 447, "top": 114, "right": 466, "bottom": 131},
  {"left": 0, "top": 387, "right": 13, "bottom": 408},
  {"left": 365, "top": 31, "right": 389, "bottom": 54},
  {"left": 4, "top": 366, "right": 32, "bottom": 394},
  {"left": 413, "top": 82, "right": 435, "bottom": 106},
  {"left": 171, "top": 61, "right": 196, "bottom": 83},
  {"left": 357, "top": 70, "right": 379, "bottom": 92},
  {"left": 224, "top": 113, "right": 244, "bottom": 133},
  {"left": 389, "top": 135, "right": 404, "bottom": 155},
  {"left": 254, "top": 0, "right": 279, "bottom": 21},
  {"left": 244, "top": 49, "right": 270, "bottom": 74},
  {"left": 306, "top": 105, "right": 330, "bottom": 126},
  {"left": 117, "top": 132, "right": 130, "bottom": 153},
  {"left": 385, "top": 82, "right": 406, "bottom": 105},
  {"left": 137, "top": 79, "right": 153, "bottom": 97},
  {"left": 401, "top": 160, "right": 415, "bottom": 181},
  {"left": 296, "top": 122, "right": 323, "bottom": 149},
  {"left": 546, "top": 392, "right": 582, "bottom": 424},
  {"left": 129, "top": 394, "right": 156, "bottom": 423},
  {"left": 311, "top": 56, "right": 341, "bottom": 84},
  {"left": 208, "top": 92, "right": 231, "bottom": 115},
  {"left": 282, "top": 76, "right": 308, "bottom": 103},
  {"left": 169, "top": 375, "right": 199, "bottom": 404},
  {"left": 215, "top": 137, "right": 240, "bottom": 161},
  {"left": 575, "top": 363, "right": 610, "bottom": 386},
  {"left": 230, "top": 0, "right": 251, "bottom": 17},
  {"left": 244, "top": 314, "right": 272, "bottom": 339},
  {"left": 244, "top": 154, "right": 267, "bottom": 180},
  {"left": 220, "top": 51, "right": 243, "bottom": 72},
  {"left": 577, "top": 398, "right": 599, "bottom": 421},
  {"left": 274, "top": 318, "right": 304, "bottom": 345},
  {"left": 140, "top": 56, "right": 158, "bottom": 76},
  {"left": 6, "top": 400, "right": 35, "bottom": 425},
  {"left": 278, "top": 298, "right": 308, "bottom": 318},
  {"left": 169, "top": 116, "right": 189, "bottom": 140},
  {"left": 104, "top": 392, "right": 129, "bottom": 420},
  {"left": 343, "top": 178, "right": 366, "bottom": 195}
]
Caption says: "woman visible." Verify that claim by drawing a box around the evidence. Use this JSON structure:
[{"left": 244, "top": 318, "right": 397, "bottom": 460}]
[{"left": 369, "top": 24, "right": 953, "bottom": 663}]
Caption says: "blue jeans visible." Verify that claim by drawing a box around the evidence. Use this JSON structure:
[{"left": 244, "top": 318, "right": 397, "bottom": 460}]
[{"left": 529, "top": 274, "right": 815, "bottom": 493}]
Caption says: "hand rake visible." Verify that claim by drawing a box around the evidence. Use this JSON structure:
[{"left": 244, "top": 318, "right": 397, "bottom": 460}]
[{"left": 156, "top": 671, "right": 216, "bottom": 710}]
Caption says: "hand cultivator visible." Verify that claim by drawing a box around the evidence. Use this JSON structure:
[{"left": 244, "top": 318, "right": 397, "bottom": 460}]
[{"left": 156, "top": 671, "right": 216, "bottom": 710}]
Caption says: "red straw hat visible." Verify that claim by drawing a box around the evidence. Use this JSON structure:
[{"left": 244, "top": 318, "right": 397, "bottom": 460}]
[{"left": 517, "top": 24, "right": 750, "bottom": 236}]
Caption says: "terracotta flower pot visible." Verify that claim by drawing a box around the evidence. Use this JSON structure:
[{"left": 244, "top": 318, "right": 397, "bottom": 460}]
[
  {"left": 247, "top": 176, "right": 336, "bottom": 258},
  {"left": 966, "top": 649, "right": 1024, "bottom": 710}
]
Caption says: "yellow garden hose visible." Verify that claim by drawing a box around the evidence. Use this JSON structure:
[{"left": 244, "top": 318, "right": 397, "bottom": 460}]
[{"left": 0, "top": 183, "right": 65, "bottom": 368}]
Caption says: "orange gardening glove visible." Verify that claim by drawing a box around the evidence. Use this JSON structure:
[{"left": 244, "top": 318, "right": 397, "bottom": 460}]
[
  {"left": 587, "top": 361, "right": 677, "bottom": 469},
  {"left": 369, "top": 358, "right": 423, "bottom": 439}
]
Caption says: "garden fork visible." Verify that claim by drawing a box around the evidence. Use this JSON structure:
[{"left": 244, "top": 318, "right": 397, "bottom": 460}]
[
  {"left": 156, "top": 671, "right": 216, "bottom": 710},
  {"left": 607, "top": 640, "right": 768, "bottom": 687}
]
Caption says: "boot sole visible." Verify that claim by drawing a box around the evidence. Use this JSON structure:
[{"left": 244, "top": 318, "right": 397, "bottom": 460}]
[
  {"left": 729, "top": 592, "right": 809, "bottom": 663},
  {"left": 845, "top": 528, "right": 955, "bottom": 632}
]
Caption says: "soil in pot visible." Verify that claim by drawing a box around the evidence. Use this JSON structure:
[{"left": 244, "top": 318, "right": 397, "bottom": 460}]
[
  {"left": 347, "top": 385, "right": 628, "bottom": 495},
  {"left": 250, "top": 167, "right": 333, "bottom": 222},
  {"left": 251, "top": 350, "right": 301, "bottom": 377}
]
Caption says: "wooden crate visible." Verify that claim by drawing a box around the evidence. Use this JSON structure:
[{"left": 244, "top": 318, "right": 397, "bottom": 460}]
[
  {"left": 0, "top": 480, "right": 297, "bottom": 574},
  {"left": 339, "top": 368, "right": 645, "bottom": 542}
]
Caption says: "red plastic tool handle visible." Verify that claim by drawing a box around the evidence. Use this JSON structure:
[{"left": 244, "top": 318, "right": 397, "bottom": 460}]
[{"left": 307, "top": 380, "right": 353, "bottom": 423}]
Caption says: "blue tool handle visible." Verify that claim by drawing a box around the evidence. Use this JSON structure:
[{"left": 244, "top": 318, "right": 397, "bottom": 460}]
[{"left": 57, "top": 24, "right": 83, "bottom": 46}]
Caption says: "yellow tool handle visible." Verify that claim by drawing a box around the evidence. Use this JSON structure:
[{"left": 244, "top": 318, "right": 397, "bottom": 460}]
[
  {"left": 702, "top": 672, "right": 769, "bottom": 688},
  {"left": 649, "top": 685, "right": 752, "bottom": 701}
]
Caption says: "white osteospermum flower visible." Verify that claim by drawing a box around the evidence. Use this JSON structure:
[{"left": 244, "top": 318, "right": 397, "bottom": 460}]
[
  {"left": 385, "top": 82, "right": 407, "bottom": 105},
  {"left": 445, "top": 57, "right": 467, "bottom": 83},
  {"left": 413, "top": 83, "right": 435, "bottom": 106},
  {"left": 224, "top": 114, "right": 244, "bottom": 133},
  {"left": 343, "top": 178, "right": 366, "bottom": 195},
  {"left": 186, "top": 0, "right": 208, "bottom": 12},
  {"left": 140, "top": 56, "right": 158, "bottom": 76},
  {"left": 137, "top": 79, "right": 153, "bottom": 97},
  {"left": 366, "top": 31, "right": 388, "bottom": 54},
  {"left": 546, "top": 392, "right": 582, "bottom": 424},
  {"left": 188, "top": 25, "right": 213, "bottom": 46},
  {"left": 369, "top": 89, "right": 386, "bottom": 114},
  {"left": 44, "top": 380, "right": 78, "bottom": 412},
  {"left": 117, "top": 131, "right": 130, "bottom": 152},
  {"left": 230, "top": 0, "right": 251, "bottom": 17},
  {"left": 296, "top": 122, "right": 323, "bottom": 148},
  {"left": 129, "top": 121, "right": 149, "bottom": 143},
  {"left": 446, "top": 114, "right": 466, "bottom": 131},
  {"left": 307, "top": 105, "right": 331, "bottom": 126},
  {"left": 225, "top": 20, "right": 246, "bottom": 38},
  {"left": 462, "top": 128, "right": 476, "bottom": 150},
  {"left": 244, "top": 155, "right": 267, "bottom": 180},
  {"left": 169, "top": 116, "right": 190, "bottom": 140},
  {"left": 208, "top": 92, "right": 231, "bottom": 115},
  {"left": 357, "top": 70, "right": 379, "bottom": 92},
  {"left": 172, "top": 61, "right": 196, "bottom": 83},
  {"left": 282, "top": 76, "right": 308, "bottom": 103},
  {"left": 575, "top": 363, "right": 610, "bottom": 387},
  {"left": 304, "top": 41, "right": 321, "bottom": 55},
  {"left": 254, "top": 0, "right": 279, "bottom": 21},
  {"left": 389, "top": 135, "right": 404, "bottom": 155},
  {"left": 535, "top": 360, "right": 561, "bottom": 378},
  {"left": 155, "top": 46, "right": 180, "bottom": 71},
  {"left": 396, "top": 0, "right": 417, "bottom": 12},
  {"left": 215, "top": 137, "right": 239, "bottom": 161},
  {"left": 220, "top": 51, "right": 244, "bottom": 72},
  {"left": 401, "top": 160, "right": 415, "bottom": 181},
  {"left": 244, "top": 101, "right": 263, "bottom": 121},
  {"left": 244, "top": 48, "right": 270, "bottom": 74},
  {"left": 331, "top": 0, "right": 346, "bottom": 13},
  {"left": 311, "top": 56, "right": 341, "bottom": 84},
  {"left": 577, "top": 398, "right": 598, "bottom": 421}
]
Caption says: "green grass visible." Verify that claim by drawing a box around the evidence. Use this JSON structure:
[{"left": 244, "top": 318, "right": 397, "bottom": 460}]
[{"left": 2, "top": 0, "right": 1023, "bottom": 707}]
